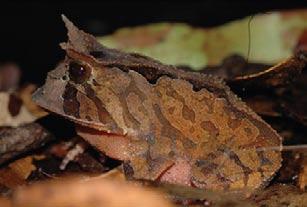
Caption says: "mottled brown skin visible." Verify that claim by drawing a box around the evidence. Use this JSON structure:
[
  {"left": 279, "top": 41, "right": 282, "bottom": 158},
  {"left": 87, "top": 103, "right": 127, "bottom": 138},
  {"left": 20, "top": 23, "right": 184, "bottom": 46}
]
[{"left": 33, "top": 16, "right": 282, "bottom": 194}]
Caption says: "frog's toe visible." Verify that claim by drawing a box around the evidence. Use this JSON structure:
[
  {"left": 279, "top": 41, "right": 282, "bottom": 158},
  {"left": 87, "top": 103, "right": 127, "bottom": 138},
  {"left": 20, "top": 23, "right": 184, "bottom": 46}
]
[
  {"left": 158, "top": 158, "right": 192, "bottom": 186},
  {"left": 123, "top": 156, "right": 174, "bottom": 181}
]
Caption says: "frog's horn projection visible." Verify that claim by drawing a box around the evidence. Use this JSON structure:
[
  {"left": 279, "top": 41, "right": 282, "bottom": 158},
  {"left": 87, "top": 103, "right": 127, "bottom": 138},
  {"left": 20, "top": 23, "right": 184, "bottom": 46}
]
[
  {"left": 60, "top": 14, "right": 171, "bottom": 67},
  {"left": 61, "top": 15, "right": 137, "bottom": 63},
  {"left": 60, "top": 14, "right": 108, "bottom": 54}
]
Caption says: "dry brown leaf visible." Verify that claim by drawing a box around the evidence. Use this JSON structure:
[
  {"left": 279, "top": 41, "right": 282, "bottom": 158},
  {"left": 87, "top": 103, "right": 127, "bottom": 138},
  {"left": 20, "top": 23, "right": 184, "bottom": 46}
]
[
  {"left": 230, "top": 51, "right": 306, "bottom": 89},
  {"left": 0, "top": 93, "right": 36, "bottom": 127},
  {"left": 0, "top": 123, "right": 54, "bottom": 165},
  {"left": 18, "top": 84, "right": 48, "bottom": 118},
  {"left": 8, "top": 157, "right": 36, "bottom": 179},
  {"left": 251, "top": 184, "right": 307, "bottom": 207},
  {"left": 0, "top": 169, "right": 26, "bottom": 190},
  {"left": 0, "top": 157, "right": 35, "bottom": 189},
  {"left": 13, "top": 177, "right": 174, "bottom": 207}
]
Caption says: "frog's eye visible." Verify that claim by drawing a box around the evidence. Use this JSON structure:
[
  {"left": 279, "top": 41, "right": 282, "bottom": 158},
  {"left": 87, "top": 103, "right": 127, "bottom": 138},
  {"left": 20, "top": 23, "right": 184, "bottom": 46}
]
[{"left": 68, "top": 61, "right": 91, "bottom": 84}]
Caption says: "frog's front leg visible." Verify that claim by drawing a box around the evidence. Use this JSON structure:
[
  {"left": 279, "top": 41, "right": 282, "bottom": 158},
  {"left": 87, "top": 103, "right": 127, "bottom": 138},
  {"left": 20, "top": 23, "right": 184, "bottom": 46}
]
[
  {"left": 76, "top": 126, "right": 192, "bottom": 186},
  {"left": 122, "top": 153, "right": 193, "bottom": 187}
]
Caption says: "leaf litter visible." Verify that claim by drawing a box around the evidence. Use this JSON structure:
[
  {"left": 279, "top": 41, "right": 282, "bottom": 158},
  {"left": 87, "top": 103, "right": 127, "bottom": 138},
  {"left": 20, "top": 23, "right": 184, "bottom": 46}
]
[{"left": 0, "top": 9, "right": 307, "bottom": 207}]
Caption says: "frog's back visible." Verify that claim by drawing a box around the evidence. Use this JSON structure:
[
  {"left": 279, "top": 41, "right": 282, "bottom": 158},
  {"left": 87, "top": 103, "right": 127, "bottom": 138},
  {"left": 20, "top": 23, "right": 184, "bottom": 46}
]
[{"left": 117, "top": 69, "right": 281, "bottom": 193}]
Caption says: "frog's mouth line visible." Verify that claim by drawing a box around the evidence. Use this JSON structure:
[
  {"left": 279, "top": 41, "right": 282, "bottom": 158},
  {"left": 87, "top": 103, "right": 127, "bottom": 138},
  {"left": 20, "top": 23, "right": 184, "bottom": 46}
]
[
  {"left": 75, "top": 124, "right": 132, "bottom": 161},
  {"left": 75, "top": 124, "right": 122, "bottom": 137},
  {"left": 51, "top": 108, "right": 125, "bottom": 136}
]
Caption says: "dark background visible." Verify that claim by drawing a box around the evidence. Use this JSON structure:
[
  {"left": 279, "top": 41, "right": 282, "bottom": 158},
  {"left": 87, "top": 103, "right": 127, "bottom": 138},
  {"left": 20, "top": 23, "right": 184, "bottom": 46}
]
[{"left": 0, "top": 1, "right": 306, "bottom": 85}]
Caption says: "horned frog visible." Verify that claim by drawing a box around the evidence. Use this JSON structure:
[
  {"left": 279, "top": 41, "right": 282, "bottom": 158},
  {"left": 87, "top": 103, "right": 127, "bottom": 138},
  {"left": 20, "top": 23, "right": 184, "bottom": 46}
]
[{"left": 33, "top": 16, "right": 282, "bottom": 195}]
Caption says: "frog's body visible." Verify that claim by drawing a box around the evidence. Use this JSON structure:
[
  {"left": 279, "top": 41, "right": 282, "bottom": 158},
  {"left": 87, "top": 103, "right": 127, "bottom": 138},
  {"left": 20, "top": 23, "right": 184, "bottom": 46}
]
[{"left": 33, "top": 16, "right": 282, "bottom": 194}]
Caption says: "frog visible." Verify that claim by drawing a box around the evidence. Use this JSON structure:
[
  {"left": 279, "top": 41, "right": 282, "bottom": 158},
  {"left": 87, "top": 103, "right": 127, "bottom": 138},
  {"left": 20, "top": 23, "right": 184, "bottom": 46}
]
[{"left": 32, "top": 15, "right": 282, "bottom": 195}]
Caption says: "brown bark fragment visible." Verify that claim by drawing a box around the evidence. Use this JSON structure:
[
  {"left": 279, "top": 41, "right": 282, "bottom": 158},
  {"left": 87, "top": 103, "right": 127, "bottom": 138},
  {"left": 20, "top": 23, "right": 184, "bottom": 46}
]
[{"left": 0, "top": 123, "right": 53, "bottom": 165}]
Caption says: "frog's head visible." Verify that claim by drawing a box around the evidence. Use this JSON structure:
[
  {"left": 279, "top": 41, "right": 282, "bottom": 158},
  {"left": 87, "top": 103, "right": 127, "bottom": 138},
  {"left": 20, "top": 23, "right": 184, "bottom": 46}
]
[{"left": 32, "top": 15, "right": 126, "bottom": 134}]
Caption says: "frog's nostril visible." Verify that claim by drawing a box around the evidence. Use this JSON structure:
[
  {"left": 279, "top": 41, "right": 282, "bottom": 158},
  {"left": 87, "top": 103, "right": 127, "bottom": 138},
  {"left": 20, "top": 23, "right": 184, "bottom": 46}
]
[{"left": 61, "top": 75, "right": 69, "bottom": 81}]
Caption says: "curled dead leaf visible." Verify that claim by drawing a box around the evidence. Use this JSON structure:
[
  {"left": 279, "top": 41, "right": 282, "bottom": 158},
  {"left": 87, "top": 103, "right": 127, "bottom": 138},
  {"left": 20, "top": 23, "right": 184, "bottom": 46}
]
[{"left": 229, "top": 51, "right": 306, "bottom": 89}]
